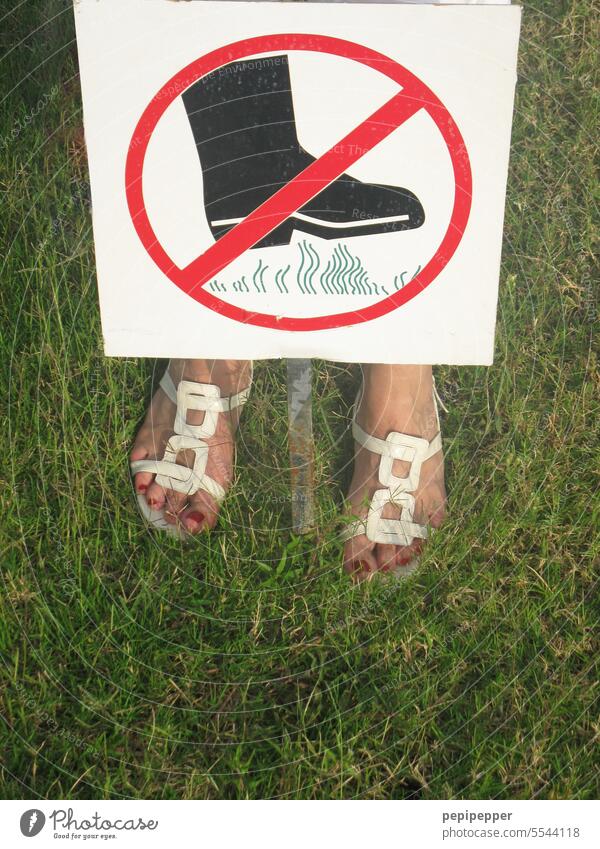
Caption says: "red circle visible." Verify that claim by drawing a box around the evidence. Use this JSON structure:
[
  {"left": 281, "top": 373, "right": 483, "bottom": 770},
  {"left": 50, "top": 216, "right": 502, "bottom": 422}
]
[{"left": 125, "top": 34, "right": 472, "bottom": 331}]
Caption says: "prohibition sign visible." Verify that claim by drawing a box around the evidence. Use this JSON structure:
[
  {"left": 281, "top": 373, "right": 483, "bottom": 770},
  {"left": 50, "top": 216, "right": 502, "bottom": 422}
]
[{"left": 125, "top": 34, "right": 472, "bottom": 331}]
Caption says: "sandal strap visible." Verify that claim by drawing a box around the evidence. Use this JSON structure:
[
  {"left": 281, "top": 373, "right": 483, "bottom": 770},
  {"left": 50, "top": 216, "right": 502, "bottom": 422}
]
[
  {"left": 341, "top": 515, "right": 428, "bottom": 547},
  {"left": 345, "top": 382, "right": 443, "bottom": 547},
  {"left": 173, "top": 380, "right": 249, "bottom": 439},
  {"left": 159, "top": 369, "right": 178, "bottom": 404},
  {"left": 133, "top": 363, "right": 252, "bottom": 505},
  {"left": 131, "top": 431, "right": 227, "bottom": 502},
  {"left": 131, "top": 456, "right": 226, "bottom": 502},
  {"left": 161, "top": 370, "right": 251, "bottom": 415},
  {"left": 352, "top": 418, "right": 441, "bottom": 462}
]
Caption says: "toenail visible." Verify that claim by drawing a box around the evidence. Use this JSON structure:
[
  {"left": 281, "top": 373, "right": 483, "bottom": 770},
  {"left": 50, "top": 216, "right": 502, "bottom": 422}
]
[
  {"left": 137, "top": 483, "right": 148, "bottom": 493},
  {"left": 397, "top": 554, "right": 413, "bottom": 566},
  {"left": 187, "top": 511, "right": 205, "bottom": 526}
]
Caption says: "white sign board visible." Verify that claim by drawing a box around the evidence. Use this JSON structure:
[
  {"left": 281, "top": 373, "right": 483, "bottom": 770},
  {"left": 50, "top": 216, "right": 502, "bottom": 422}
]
[{"left": 74, "top": 0, "right": 521, "bottom": 364}]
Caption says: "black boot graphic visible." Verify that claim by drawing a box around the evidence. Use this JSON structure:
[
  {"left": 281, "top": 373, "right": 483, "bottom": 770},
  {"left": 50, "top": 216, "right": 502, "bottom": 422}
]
[{"left": 182, "top": 55, "right": 425, "bottom": 249}]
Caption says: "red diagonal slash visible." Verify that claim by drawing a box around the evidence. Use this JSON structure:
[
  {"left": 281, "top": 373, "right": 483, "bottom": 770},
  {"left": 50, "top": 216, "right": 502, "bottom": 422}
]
[{"left": 180, "top": 87, "right": 423, "bottom": 292}]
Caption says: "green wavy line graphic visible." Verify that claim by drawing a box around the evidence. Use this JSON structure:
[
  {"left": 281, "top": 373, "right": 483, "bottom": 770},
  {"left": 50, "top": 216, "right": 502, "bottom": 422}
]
[
  {"left": 338, "top": 246, "right": 354, "bottom": 295},
  {"left": 300, "top": 242, "right": 310, "bottom": 294},
  {"left": 218, "top": 244, "right": 421, "bottom": 297},
  {"left": 296, "top": 243, "right": 307, "bottom": 294},
  {"left": 321, "top": 258, "right": 333, "bottom": 294},
  {"left": 253, "top": 260, "right": 266, "bottom": 293},
  {"left": 258, "top": 261, "right": 268, "bottom": 292},
  {"left": 339, "top": 247, "right": 349, "bottom": 294},
  {"left": 328, "top": 249, "right": 341, "bottom": 294},
  {"left": 305, "top": 241, "right": 320, "bottom": 295},
  {"left": 348, "top": 247, "right": 361, "bottom": 294}
]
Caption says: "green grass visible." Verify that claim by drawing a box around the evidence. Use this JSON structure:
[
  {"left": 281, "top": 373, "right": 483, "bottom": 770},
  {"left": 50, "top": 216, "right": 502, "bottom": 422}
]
[{"left": 0, "top": 0, "right": 598, "bottom": 799}]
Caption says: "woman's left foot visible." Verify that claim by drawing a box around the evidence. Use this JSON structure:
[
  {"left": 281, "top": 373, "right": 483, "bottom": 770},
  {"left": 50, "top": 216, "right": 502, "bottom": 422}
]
[{"left": 343, "top": 365, "right": 447, "bottom": 581}]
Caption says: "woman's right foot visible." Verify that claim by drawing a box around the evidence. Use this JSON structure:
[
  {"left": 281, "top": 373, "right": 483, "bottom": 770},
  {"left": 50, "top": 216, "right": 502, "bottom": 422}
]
[
  {"left": 342, "top": 365, "right": 446, "bottom": 580},
  {"left": 130, "top": 358, "right": 251, "bottom": 534}
]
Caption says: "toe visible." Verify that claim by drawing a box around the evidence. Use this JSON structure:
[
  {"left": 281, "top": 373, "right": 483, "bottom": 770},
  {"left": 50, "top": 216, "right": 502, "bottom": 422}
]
[
  {"left": 343, "top": 535, "right": 378, "bottom": 581},
  {"left": 376, "top": 543, "right": 402, "bottom": 572},
  {"left": 130, "top": 445, "right": 155, "bottom": 496},
  {"left": 180, "top": 490, "right": 220, "bottom": 534},
  {"left": 163, "top": 488, "right": 188, "bottom": 526},
  {"left": 428, "top": 501, "right": 447, "bottom": 530},
  {"left": 145, "top": 479, "right": 167, "bottom": 512},
  {"left": 393, "top": 539, "right": 422, "bottom": 568}
]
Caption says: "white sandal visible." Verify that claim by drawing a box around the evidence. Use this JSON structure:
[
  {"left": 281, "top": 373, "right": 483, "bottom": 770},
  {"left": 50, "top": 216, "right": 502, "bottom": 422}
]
[
  {"left": 342, "top": 378, "right": 445, "bottom": 576},
  {"left": 130, "top": 362, "right": 252, "bottom": 537}
]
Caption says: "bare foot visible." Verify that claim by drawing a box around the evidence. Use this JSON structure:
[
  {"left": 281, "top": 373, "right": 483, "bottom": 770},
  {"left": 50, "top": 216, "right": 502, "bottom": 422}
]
[
  {"left": 343, "top": 364, "right": 446, "bottom": 581},
  {"left": 130, "top": 358, "right": 251, "bottom": 534}
]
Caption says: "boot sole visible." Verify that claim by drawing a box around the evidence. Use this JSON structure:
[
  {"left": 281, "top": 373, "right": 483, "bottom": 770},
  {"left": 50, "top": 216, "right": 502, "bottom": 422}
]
[{"left": 211, "top": 212, "right": 423, "bottom": 249}]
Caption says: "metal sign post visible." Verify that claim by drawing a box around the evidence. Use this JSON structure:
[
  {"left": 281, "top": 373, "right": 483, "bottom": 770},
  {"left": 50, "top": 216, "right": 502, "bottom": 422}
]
[{"left": 286, "top": 358, "right": 315, "bottom": 533}]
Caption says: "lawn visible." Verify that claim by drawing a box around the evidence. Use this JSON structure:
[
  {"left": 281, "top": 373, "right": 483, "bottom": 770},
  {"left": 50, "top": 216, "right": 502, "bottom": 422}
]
[{"left": 0, "top": 0, "right": 598, "bottom": 799}]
